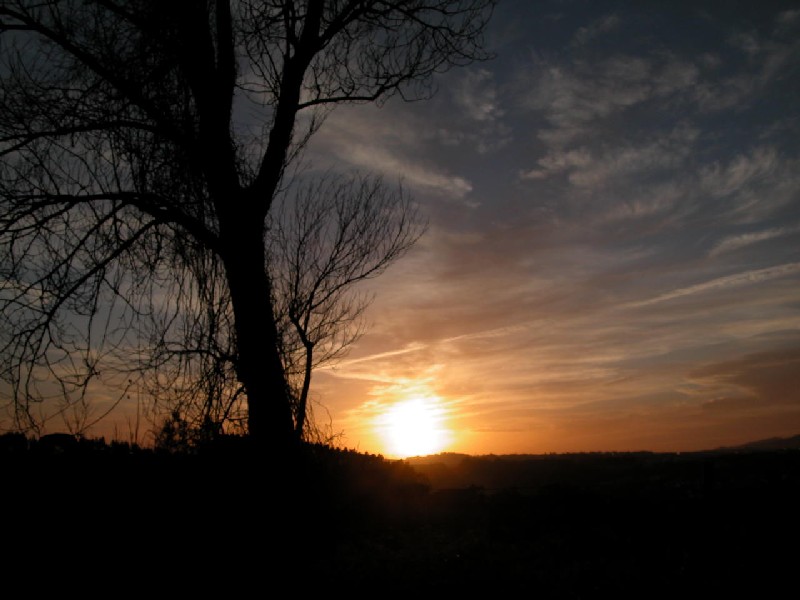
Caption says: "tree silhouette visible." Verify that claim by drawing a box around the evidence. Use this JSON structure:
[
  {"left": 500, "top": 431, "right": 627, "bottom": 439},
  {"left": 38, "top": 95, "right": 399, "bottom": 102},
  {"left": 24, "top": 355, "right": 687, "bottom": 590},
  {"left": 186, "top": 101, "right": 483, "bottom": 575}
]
[
  {"left": 142, "top": 173, "right": 423, "bottom": 447},
  {"left": 272, "top": 174, "right": 423, "bottom": 438},
  {"left": 0, "top": 0, "right": 495, "bottom": 451}
]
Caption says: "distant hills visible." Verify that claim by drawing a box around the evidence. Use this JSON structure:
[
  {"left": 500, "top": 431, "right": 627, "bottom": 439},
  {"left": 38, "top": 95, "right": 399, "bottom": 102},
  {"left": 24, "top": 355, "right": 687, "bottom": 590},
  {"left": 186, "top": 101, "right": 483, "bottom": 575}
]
[
  {"left": 719, "top": 433, "right": 800, "bottom": 452},
  {"left": 404, "top": 433, "right": 800, "bottom": 465},
  {"left": 402, "top": 434, "right": 800, "bottom": 491}
]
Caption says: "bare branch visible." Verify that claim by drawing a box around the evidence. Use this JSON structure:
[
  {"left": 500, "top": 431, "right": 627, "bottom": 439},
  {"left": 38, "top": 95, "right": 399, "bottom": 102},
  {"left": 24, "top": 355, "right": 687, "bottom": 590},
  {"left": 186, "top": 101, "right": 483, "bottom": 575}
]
[
  {"left": 270, "top": 172, "right": 425, "bottom": 437},
  {"left": 0, "top": 0, "right": 493, "bottom": 445}
]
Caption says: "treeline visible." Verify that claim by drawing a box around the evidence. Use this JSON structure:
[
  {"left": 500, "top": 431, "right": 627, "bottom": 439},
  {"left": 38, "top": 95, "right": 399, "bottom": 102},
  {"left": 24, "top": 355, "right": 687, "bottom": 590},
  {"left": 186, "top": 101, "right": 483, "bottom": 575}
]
[
  {"left": 3, "top": 433, "right": 799, "bottom": 594},
  {"left": 407, "top": 449, "right": 800, "bottom": 496}
]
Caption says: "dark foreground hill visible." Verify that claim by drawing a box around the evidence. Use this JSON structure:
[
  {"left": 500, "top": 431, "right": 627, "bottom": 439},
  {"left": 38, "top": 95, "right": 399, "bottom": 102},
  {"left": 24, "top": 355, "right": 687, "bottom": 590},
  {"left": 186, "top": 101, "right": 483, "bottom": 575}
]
[{"left": 2, "top": 434, "right": 798, "bottom": 596}]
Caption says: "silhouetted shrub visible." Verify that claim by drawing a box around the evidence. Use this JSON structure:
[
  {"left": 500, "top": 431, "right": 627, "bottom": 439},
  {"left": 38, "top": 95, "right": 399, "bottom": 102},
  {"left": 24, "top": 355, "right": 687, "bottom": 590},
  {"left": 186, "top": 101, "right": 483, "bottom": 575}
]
[{"left": 0, "top": 431, "right": 28, "bottom": 454}]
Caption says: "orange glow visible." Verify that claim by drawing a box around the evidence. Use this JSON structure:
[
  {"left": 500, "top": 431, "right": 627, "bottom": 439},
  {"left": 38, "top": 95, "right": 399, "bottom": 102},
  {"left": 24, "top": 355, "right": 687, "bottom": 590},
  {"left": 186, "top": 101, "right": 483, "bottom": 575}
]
[{"left": 376, "top": 394, "right": 452, "bottom": 458}]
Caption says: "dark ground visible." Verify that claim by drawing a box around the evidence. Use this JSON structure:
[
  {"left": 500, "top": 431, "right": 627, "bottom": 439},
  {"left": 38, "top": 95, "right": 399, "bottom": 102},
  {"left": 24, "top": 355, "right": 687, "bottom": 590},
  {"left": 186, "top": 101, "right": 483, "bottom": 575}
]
[{"left": 2, "top": 434, "right": 798, "bottom": 596}]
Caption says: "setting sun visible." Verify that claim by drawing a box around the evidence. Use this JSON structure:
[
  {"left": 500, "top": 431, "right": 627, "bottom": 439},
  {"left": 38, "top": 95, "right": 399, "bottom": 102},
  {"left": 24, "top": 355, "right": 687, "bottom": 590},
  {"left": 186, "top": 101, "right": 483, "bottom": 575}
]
[{"left": 378, "top": 396, "right": 451, "bottom": 458}]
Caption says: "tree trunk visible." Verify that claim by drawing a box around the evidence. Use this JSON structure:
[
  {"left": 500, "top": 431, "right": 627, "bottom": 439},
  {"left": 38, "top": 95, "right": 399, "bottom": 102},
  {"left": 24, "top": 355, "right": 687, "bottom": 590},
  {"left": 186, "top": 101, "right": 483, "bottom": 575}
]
[
  {"left": 221, "top": 219, "right": 295, "bottom": 453},
  {"left": 295, "top": 339, "right": 314, "bottom": 438}
]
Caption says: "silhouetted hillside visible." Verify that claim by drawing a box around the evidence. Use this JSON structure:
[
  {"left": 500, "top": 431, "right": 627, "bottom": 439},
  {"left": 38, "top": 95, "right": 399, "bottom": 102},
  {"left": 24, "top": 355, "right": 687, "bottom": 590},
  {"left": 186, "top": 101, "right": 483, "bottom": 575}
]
[
  {"left": 2, "top": 433, "right": 798, "bottom": 596},
  {"left": 720, "top": 433, "right": 800, "bottom": 451},
  {"left": 406, "top": 434, "right": 800, "bottom": 490}
]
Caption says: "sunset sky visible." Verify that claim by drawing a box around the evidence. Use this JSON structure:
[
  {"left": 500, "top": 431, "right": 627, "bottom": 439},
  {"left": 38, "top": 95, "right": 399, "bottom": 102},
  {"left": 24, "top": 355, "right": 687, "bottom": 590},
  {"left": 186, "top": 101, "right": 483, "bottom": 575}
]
[
  {"left": 301, "top": 0, "right": 800, "bottom": 456},
  {"left": 10, "top": 0, "right": 798, "bottom": 458}
]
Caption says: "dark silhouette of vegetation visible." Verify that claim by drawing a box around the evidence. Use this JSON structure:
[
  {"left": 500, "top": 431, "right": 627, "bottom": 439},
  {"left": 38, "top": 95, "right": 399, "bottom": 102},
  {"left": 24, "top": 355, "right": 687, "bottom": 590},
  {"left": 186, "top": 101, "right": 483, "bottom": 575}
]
[
  {"left": 2, "top": 432, "right": 798, "bottom": 595},
  {"left": 0, "top": 0, "right": 495, "bottom": 450},
  {"left": 271, "top": 173, "right": 423, "bottom": 438}
]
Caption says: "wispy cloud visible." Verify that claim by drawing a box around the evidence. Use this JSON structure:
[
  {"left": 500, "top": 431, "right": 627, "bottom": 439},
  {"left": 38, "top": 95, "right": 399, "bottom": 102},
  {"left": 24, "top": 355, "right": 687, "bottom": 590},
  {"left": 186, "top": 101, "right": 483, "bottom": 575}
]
[
  {"left": 523, "top": 126, "right": 699, "bottom": 187},
  {"left": 302, "top": 1, "right": 800, "bottom": 455},
  {"left": 434, "top": 67, "right": 512, "bottom": 154},
  {"left": 629, "top": 263, "right": 800, "bottom": 308},
  {"left": 572, "top": 14, "right": 621, "bottom": 46},
  {"left": 776, "top": 9, "right": 800, "bottom": 28},
  {"left": 343, "top": 144, "right": 473, "bottom": 198},
  {"left": 698, "top": 148, "right": 800, "bottom": 224},
  {"left": 691, "top": 346, "right": 800, "bottom": 409},
  {"left": 699, "top": 147, "right": 781, "bottom": 197},
  {"left": 709, "top": 225, "right": 800, "bottom": 257},
  {"left": 307, "top": 104, "right": 475, "bottom": 199},
  {"left": 454, "top": 68, "right": 503, "bottom": 123},
  {"left": 520, "top": 147, "right": 592, "bottom": 180},
  {"left": 324, "top": 342, "right": 428, "bottom": 370},
  {"left": 522, "top": 52, "right": 704, "bottom": 151}
]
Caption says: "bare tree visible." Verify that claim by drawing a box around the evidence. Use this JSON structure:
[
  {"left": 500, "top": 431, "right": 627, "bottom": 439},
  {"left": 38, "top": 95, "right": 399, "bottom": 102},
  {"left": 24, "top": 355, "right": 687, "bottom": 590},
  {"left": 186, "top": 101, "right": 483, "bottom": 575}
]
[
  {"left": 0, "top": 0, "right": 495, "bottom": 451},
  {"left": 139, "top": 241, "right": 247, "bottom": 446},
  {"left": 271, "top": 174, "right": 424, "bottom": 438},
  {"left": 140, "top": 172, "right": 422, "bottom": 447}
]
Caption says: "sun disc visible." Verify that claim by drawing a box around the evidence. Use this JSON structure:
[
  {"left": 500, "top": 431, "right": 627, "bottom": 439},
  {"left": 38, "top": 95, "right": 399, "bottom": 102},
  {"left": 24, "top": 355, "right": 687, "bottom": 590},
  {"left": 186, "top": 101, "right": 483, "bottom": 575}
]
[{"left": 381, "top": 396, "right": 449, "bottom": 458}]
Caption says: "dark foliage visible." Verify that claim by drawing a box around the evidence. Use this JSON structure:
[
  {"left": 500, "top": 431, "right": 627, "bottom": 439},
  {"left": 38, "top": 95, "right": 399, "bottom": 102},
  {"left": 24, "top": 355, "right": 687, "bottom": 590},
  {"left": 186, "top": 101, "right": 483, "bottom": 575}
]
[{"left": 2, "top": 434, "right": 798, "bottom": 596}]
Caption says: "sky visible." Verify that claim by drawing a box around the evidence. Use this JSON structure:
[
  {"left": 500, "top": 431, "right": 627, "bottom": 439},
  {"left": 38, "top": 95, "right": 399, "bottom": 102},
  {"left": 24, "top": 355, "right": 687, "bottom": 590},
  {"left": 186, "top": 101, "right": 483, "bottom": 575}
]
[
  {"left": 299, "top": 0, "right": 800, "bottom": 456},
  {"left": 8, "top": 0, "right": 797, "bottom": 457}
]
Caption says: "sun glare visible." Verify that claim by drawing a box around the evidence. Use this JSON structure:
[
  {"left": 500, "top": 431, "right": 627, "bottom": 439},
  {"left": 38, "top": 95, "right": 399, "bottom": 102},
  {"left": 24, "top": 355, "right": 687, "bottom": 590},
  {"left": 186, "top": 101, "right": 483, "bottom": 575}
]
[{"left": 378, "top": 395, "right": 451, "bottom": 458}]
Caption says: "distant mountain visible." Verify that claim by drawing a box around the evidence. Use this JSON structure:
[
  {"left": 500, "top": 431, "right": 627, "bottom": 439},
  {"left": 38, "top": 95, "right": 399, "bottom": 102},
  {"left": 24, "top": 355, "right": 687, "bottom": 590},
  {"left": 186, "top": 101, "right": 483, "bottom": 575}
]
[
  {"left": 405, "top": 452, "right": 471, "bottom": 467},
  {"left": 404, "top": 434, "right": 800, "bottom": 464},
  {"left": 401, "top": 437, "right": 800, "bottom": 493},
  {"left": 718, "top": 434, "right": 800, "bottom": 452}
]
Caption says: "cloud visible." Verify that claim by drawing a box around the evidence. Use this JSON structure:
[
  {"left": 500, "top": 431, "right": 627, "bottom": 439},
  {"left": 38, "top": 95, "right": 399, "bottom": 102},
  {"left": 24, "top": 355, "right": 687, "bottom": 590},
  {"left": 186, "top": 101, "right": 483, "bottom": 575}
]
[
  {"left": 301, "top": 2, "right": 800, "bottom": 455},
  {"left": 327, "top": 342, "right": 428, "bottom": 370},
  {"left": 307, "top": 104, "right": 475, "bottom": 199},
  {"left": 700, "top": 396, "right": 759, "bottom": 411},
  {"left": 696, "top": 24, "right": 800, "bottom": 112},
  {"left": 697, "top": 148, "right": 800, "bottom": 224},
  {"left": 709, "top": 225, "right": 800, "bottom": 257},
  {"left": 652, "top": 60, "right": 700, "bottom": 95},
  {"left": 453, "top": 68, "right": 503, "bottom": 123},
  {"left": 522, "top": 51, "right": 704, "bottom": 150},
  {"left": 569, "top": 129, "right": 698, "bottom": 188},
  {"left": 600, "top": 180, "right": 687, "bottom": 222},
  {"left": 700, "top": 147, "right": 780, "bottom": 197},
  {"left": 572, "top": 14, "right": 621, "bottom": 46},
  {"left": 434, "top": 68, "right": 512, "bottom": 154},
  {"left": 343, "top": 144, "right": 473, "bottom": 198},
  {"left": 526, "top": 55, "right": 653, "bottom": 144},
  {"left": 630, "top": 263, "right": 800, "bottom": 308},
  {"left": 691, "top": 347, "right": 800, "bottom": 408},
  {"left": 776, "top": 9, "right": 800, "bottom": 28},
  {"left": 518, "top": 9, "right": 800, "bottom": 157},
  {"left": 728, "top": 31, "right": 761, "bottom": 57},
  {"left": 520, "top": 147, "right": 592, "bottom": 180},
  {"left": 521, "top": 125, "right": 698, "bottom": 186}
]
